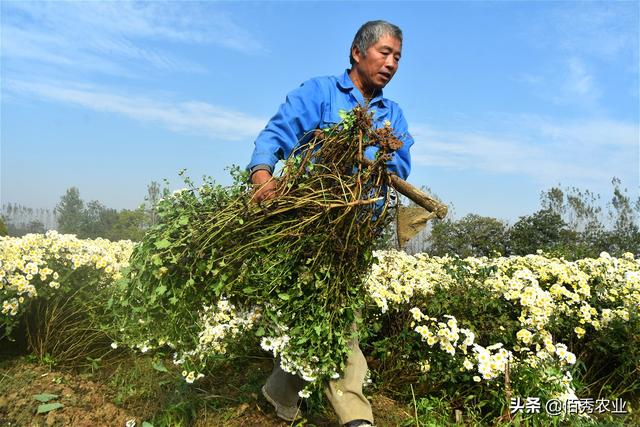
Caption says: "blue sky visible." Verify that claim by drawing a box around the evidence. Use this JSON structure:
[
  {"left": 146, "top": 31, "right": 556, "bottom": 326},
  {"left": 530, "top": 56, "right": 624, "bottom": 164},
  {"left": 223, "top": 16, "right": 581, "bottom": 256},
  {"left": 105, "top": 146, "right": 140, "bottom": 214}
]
[{"left": 1, "top": 0, "right": 638, "bottom": 223}]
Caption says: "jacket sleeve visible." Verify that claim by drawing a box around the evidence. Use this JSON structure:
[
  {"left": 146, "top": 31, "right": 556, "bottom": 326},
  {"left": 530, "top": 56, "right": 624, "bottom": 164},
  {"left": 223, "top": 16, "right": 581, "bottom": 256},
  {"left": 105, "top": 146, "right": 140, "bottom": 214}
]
[
  {"left": 247, "top": 79, "right": 324, "bottom": 171},
  {"left": 386, "top": 107, "right": 414, "bottom": 180}
]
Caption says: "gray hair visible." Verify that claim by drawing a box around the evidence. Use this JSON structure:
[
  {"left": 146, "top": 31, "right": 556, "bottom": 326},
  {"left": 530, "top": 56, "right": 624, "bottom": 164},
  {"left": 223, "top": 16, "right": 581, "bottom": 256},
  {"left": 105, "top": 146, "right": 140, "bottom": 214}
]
[{"left": 349, "top": 20, "right": 403, "bottom": 66}]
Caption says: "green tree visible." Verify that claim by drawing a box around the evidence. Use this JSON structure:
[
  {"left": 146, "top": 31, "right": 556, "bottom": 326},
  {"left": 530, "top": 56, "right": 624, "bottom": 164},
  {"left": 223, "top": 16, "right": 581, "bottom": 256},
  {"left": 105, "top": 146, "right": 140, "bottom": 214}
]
[
  {"left": 508, "top": 209, "right": 575, "bottom": 256},
  {"left": 429, "top": 214, "right": 508, "bottom": 257},
  {"left": 55, "top": 187, "right": 85, "bottom": 235},
  {"left": 540, "top": 186, "right": 565, "bottom": 217},
  {"left": 145, "top": 181, "right": 161, "bottom": 227},
  {"left": 82, "top": 200, "right": 118, "bottom": 239},
  {"left": 5, "top": 219, "right": 46, "bottom": 237},
  {"left": 105, "top": 207, "right": 146, "bottom": 241},
  {"left": 541, "top": 185, "right": 603, "bottom": 233},
  {"left": 24, "top": 220, "right": 45, "bottom": 234},
  {"left": 538, "top": 184, "right": 617, "bottom": 257},
  {"left": 609, "top": 178, "right": 637, "bottom": 232},
  {"left": 602, "top": 177, "right": 640, "bottom": 255},
  {"left": 0, "top": 217, "right": 7, "bottom": 236}
]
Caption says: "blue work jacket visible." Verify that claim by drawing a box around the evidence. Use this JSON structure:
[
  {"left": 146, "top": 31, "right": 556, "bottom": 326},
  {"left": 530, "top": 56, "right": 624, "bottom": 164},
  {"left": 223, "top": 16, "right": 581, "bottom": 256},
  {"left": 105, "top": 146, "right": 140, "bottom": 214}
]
[{"left": 247, "top": 70, "right": 413, "bottom": 180}]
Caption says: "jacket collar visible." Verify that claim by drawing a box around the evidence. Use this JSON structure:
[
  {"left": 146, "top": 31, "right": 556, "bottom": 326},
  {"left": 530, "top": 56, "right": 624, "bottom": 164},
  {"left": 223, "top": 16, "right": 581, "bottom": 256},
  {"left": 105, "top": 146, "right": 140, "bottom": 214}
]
[{"left": 338, "top": 69, "right": 386, "bottom": 108}]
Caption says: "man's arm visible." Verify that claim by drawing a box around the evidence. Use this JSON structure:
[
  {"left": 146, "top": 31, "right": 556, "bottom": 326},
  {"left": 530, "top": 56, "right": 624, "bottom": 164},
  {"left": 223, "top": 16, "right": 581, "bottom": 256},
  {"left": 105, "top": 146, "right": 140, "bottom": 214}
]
[
  {"left": 248, "top": 79, "right": 325, "bottom": 202},
  {"left": 248, "top": 79, "right": 325, "bottom": 174}
]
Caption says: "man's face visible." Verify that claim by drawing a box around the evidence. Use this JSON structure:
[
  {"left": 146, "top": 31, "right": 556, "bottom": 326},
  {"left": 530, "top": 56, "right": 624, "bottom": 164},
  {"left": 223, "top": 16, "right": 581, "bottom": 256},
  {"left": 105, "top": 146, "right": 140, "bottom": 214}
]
[{"left": 352, "top": 34, "right": 402, "bottom": 93}]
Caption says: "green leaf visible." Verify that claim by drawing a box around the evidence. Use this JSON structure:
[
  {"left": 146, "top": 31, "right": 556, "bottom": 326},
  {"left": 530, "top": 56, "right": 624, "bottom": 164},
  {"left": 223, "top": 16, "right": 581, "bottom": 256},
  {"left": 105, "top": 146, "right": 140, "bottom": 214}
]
[
  {"left": 152, "top": 360, "right": 168, "bottom": 373},
  {"left": 117, "top": 279, "right": 130, "bottom": 290},
  {"left": 255, "top": 327, "right": 265, "bottom": 337},
  {"left": 178, "top": 216, "right": 189, "bottom": 225},
  {"left": 156, "top": 285, "right": 167, "bottom": 295},
  {"left": 142, "top": 422, "right": 154, "bottom": 427},
  {"left": 37, "top": 403, "right": 64, "bottom": 414},
  {"left": 277, "top": 293, "right": 290, "bottom": 301},
  {"left": 33, "top": 393, "right": 58, "bottom": 403},
  {"left": 213, "top": 282, "right": 224, "bottom": 296},
  {"left": 155, "top": 239, "right": 171, "bottom": 249}
]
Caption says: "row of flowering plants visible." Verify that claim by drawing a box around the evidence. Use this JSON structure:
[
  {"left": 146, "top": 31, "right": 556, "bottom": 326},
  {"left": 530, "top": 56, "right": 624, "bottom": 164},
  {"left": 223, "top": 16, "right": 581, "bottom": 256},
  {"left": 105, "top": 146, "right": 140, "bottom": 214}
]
[
  {"left": 0, "top": 231, "right": 134, "bottom": 340},
  {"left": 362, "top": 249, "right": 639, "bottom": 423},
  {"left": 1, "top": 231, "right": 638, "bottom": 423}
]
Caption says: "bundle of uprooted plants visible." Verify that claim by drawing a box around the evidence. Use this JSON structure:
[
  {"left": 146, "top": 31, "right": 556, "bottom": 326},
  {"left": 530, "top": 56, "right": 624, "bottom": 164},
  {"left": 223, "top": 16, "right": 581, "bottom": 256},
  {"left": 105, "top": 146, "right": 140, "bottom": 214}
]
[{"left": 106, "top": 107, "right": 403, "bottom": 384}]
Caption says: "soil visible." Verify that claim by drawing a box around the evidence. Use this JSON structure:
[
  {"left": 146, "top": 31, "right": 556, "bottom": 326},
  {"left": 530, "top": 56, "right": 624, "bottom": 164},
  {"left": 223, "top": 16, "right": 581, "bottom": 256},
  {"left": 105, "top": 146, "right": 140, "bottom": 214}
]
[
  {"left": 0, "top": 359, "right": 137, "bottom": 427},
  {"left": 0, "top": 358, "right": 412, "bottom": 427},
  {"left": 195, "top": 394, "right": 411, "bottom": 427}
]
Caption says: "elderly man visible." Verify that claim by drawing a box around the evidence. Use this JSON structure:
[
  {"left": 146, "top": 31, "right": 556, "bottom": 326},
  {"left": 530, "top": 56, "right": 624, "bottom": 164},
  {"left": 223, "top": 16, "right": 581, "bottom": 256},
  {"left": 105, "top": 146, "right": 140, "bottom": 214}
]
[{"left": 247, "top": 20, "right": 414, "bottom": 427}]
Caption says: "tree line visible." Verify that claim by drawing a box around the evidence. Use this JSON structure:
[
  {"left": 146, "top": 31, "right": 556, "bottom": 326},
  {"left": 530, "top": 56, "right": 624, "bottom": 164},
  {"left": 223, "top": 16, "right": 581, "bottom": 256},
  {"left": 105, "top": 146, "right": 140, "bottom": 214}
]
[
  {"left": 0, "top": 182, "right": 162, "bottom": 241},
  {"left": 1, "top": 204, "right": 57, "bottom": 235},
  {"left": 403, "top": 177, "right": 640, "bottom": 259},
  {"left": 1, "top": 178, "right": 639, "bottom": 258}
]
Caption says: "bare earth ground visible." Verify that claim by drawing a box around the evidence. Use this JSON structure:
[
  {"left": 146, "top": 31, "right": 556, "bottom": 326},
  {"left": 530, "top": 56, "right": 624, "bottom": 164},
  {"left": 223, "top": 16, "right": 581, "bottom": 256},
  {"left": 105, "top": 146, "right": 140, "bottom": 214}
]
[
  {"left": 0, "top": 357, "right": 412, "bottom": 427},
  {"left": 0, "top": 360, "right": 136, "bottom": 427}
]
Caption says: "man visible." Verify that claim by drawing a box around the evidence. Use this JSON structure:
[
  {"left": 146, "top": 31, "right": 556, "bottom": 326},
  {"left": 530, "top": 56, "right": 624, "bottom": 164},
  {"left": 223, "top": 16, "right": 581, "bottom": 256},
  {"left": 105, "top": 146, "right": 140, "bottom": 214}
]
[{"left": 247, "top": 20, "right": 413, "bottom": 427}]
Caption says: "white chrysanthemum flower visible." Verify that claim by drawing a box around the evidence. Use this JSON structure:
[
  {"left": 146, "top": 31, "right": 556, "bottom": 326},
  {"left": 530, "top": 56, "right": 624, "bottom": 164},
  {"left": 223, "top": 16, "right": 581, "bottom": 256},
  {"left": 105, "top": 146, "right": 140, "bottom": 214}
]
[
  {"left": 298, "top": 388, "right": 312, "bottom": 398},
  {"left": 516, "top": 329, "right": 533, "bottom": 344},
  {"left": 185, "top": 371, "right": 196, "bottom": 383}
]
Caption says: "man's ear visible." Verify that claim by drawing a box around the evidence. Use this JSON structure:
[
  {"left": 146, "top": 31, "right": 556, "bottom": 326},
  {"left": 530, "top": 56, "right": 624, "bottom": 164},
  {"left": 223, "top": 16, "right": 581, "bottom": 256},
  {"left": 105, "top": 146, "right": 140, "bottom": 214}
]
[{"left": 351, "top": 46, "right": 362, "bottom": 64}]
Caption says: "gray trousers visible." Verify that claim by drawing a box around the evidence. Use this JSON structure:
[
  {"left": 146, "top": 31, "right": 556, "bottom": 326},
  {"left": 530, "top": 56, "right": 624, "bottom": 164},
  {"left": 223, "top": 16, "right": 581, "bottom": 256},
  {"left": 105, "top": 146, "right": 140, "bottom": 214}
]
[{"left": 264, "top": 337, "right": 373, "bottom": 425}]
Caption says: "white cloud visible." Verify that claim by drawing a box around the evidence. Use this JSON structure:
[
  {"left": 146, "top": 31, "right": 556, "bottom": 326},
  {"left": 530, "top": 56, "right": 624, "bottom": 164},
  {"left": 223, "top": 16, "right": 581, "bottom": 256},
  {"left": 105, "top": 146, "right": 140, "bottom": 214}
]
[
  {"left": 550, "top": 2, "right": 639, "bottom": 60},
  {"left": 530, "top": 116, "right": 637, "bottom": 149},
  {"left": 565, "top": 57, "right": 598, "bottom": 99},
  {"left": 516, "top": 2, "right": 637, "bottom": 110},
  {"left": 527, "top": 1, "right": 639, "bottom": 61},
  {"left": 1, "top": 1, "right": 265, "bottom": 78},
  {"left": 2, "top": 26, "right": 138, "bottom": 78},
  {"left": 410, "top": 114, "right": 639, "bottom": 189},
  {"left": 516, "top": 56, "right": 603, "bottom": 110},
  {"left": 6, "top": 80, "right": 266, "bottom": 142},
  {"left": 513, "top": 57, "right": 603, "bottom": 112}
]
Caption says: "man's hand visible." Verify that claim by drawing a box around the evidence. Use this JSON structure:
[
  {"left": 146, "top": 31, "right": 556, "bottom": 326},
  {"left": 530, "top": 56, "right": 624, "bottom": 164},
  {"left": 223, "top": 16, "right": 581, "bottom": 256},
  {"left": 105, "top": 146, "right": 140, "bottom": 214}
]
[{"left": 251, "top": 169, "right": 277, "bottom": 203}]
